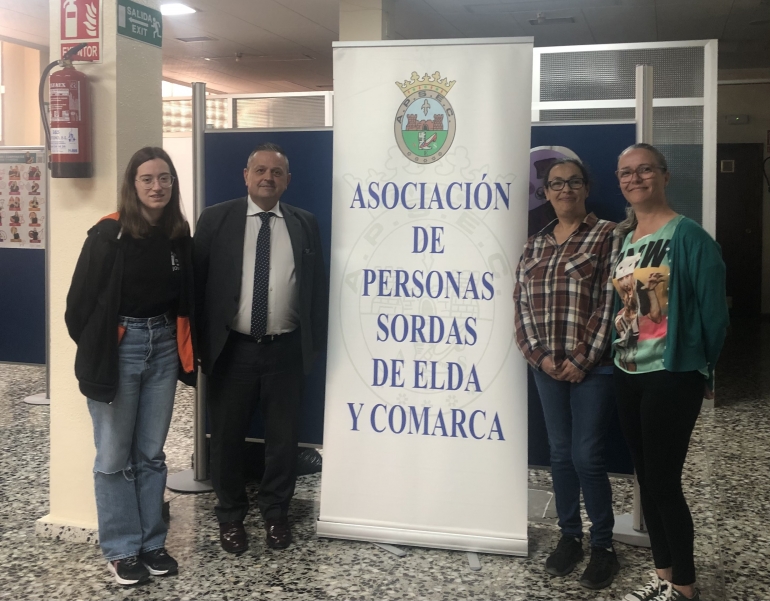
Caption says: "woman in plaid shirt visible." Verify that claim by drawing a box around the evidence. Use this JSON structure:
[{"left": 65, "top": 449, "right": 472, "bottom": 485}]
[{"left": 514, "top": 158, "right": 620, "bottom": 590}]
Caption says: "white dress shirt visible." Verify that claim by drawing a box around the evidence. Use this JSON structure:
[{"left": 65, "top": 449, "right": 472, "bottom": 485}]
[{"left": 232, "top": 198, "right": 299, "bottom": 336}]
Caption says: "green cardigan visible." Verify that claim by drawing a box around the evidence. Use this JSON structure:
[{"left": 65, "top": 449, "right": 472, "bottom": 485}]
[{"left": 612, "top": 217, "right": 729, "bottom": 389}]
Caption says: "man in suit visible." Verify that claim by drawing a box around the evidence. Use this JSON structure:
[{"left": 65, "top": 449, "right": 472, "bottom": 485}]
[{"left": 194, "top": 142, "right": 328, "bottom": 553}]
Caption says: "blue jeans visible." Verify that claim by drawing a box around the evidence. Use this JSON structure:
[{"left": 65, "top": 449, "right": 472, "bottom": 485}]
[
  {"left": 87, "top": 314, "right": 178, "bottom": 561},
  {"left": 531, "top": 367, "right": 615, "bottom": 548}
]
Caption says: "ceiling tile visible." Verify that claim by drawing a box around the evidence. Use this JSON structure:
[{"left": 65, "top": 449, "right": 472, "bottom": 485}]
[
  {"left": 393, "top": 0, "right": 465, "bottom": 39},
  {"left": 582, "top": 5, "right": 657, "bottom": 43},
  {"left": 655, "top": 1, "right": 733, "bottom": 40},
  {"left": 511, "top": 9, "right": 597, "bottom": 46},
  {"left": 721, "top": 0, "right": 770, "bottom": 40},
  {"left": 0, "top": 0, "right": 764, "bottom": 92}
]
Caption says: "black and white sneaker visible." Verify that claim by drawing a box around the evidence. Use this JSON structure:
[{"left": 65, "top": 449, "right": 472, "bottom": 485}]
[
  {"left": 624, "top": 574, "right": 664, "bottom": 601},
  {"left": 649, "top": 584, "right": 701, "bottom": 601},
  {"left": 545, "top": 535, "right": 584, "bottom": 576},
  {"left": 107, "top": 556, "right": 150, "bottom": 586},
  {"left": 139, "top": 548, "right": 179, "bottom": 576}
]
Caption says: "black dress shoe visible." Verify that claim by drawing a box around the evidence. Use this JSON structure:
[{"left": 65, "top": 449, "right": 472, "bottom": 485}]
[
  {"left": 265, "top": 518, "right": 292, "bottom": 549},
  {"left": 219, "top": 520, "right": 248, "bottom": 554}
]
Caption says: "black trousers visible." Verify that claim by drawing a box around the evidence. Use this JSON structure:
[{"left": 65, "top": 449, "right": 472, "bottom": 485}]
[
  {"left": 208, "top": 329, "right": 304, "bottom": 523},
  {"left": 614, "top": 367, "right": 703, "bottom": 586}
]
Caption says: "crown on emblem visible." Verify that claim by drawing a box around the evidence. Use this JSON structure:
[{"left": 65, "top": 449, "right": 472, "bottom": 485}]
[{"left": 396, "top": 71, "right": 456, "bottom": 97}]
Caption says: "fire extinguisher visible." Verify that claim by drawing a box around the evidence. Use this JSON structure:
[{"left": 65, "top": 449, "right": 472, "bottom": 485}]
[{"left": 38, "top": 43, "right": 93, "bottom": 178}]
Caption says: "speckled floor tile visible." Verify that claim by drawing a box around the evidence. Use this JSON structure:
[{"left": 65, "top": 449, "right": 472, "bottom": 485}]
[{"left": 1, "top": 318, "right": 770, "bottom": 601}]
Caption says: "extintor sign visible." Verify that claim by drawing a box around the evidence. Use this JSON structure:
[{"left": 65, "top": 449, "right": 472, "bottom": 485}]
[{"left": 60, "top": 0, "right": 102, "bottom": 63}]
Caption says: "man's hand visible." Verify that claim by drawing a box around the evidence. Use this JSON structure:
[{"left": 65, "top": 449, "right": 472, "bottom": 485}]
[
  {"left": 541, "top": 356, "right": 563, "bottom": 379},
  {"left": 557, "top": 360, "right": 586, "bottom": 384},
  {"left": 704, "top": 384, "right": 714, "bottom": 400}
]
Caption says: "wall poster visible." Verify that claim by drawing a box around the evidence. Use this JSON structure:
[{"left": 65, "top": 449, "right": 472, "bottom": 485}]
[{"left": 0, "top": 149, "right": 46, "bottom": 249}]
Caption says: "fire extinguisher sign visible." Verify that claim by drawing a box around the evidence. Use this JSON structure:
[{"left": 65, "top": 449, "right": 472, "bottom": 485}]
[{"left": 60, "top": 0, "right": 102, "bottom": 63}]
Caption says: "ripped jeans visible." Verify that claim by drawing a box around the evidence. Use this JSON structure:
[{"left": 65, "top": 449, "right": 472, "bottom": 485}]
[{"left": 87, "top": 314, "right": 178, "bottom": 561}]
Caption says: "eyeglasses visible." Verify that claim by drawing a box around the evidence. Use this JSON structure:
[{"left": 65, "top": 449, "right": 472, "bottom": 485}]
[
  {"left": 136, "top": 174, "right": 175, "bottom": 189},
  {"left": 616, "top": 165, "right": 665, "bottom": 182},
  {"left": 546, "top": 177, "right": 585, "bottom": 191}
]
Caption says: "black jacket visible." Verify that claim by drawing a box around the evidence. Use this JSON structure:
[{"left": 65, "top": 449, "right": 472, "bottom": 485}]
[
  {"left": 65, "top": 213, "right": 197, "bottom": 403},
  {"left": 193, "top": 198, "right": 328, "bottom": 375}
]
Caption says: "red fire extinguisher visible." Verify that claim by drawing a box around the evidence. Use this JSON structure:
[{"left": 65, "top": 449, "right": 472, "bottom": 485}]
[{"left": 39, "top": 43, "right": 93, "bottom": 178}]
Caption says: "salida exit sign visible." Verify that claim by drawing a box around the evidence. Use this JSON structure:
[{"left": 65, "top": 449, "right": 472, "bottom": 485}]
[{"left": 117, "top": 0, "right": 163, "bottom": 48}]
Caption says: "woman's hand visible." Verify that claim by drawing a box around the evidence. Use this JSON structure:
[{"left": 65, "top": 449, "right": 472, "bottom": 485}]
[
  {"left": 557, "top": 361, "right": 586, "bottom": 384},
  {"left": 541, "top": 356, "right": 563, "bottom": 379},
  {"left": 704, "top": 384, "right": 714, "bottom": 400}
]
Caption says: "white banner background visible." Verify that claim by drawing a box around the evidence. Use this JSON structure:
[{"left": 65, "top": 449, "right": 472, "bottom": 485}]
[{"left": 318, "top": 38, "right": 533, "bottom": 555}]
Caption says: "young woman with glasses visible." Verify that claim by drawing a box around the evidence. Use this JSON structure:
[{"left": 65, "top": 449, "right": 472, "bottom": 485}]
[
  {"left": 612, "top": 143, "right": 728, "bottom": 601},
  {"left": 65, "top": 147, "right": 197, "bottom": 586},
  {"left": 514, "top": 158, "right": 621, "bottom": 590}
]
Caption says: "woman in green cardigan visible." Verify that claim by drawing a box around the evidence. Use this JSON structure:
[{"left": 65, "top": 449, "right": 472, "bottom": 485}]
[{"left": 611, "top": 143, "right": 728, "bottom": 601}]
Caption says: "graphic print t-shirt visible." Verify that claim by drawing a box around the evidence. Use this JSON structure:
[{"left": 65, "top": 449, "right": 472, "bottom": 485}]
[{"left": 612, "top": 215, "right": 684, "bottom": 373}]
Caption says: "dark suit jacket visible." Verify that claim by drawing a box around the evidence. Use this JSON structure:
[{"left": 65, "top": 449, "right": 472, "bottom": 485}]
[{"left": 193, "top": 197, "right": 328, "bottom": 375}]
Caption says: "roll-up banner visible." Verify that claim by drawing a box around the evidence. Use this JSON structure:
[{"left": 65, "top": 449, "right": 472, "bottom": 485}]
[{"left": 318, "top": 38, "right": 533, "bottom": 555}]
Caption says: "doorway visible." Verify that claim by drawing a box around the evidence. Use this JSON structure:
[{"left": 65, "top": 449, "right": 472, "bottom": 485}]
[{"left": 716, "top": 143, "right": 764, "bottom": 316}]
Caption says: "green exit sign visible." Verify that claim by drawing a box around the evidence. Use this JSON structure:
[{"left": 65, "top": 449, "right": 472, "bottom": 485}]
[{"left": 117, "top": 0, "right": 163, "bottom": 48}]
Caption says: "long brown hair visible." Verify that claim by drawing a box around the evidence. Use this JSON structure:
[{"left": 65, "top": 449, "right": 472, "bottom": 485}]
[{"left": 118, "top": 147, "right": 188, "bottom": 239}]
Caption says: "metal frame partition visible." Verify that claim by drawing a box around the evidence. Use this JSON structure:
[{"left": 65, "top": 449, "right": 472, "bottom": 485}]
[
  {"left": 532, "top": 39, "right": 718, "bottom": 237},
  {"left": 22, "top": 153, "right": 51, "bottom": 405},
  {"left": 162, "top": 90, "right": 334, "bottom": 133},
  {"left": 166, "top": 82, "right": 213, "bottom": 493},
  {"left": 166, "top": 45, "right": 719, "bottom": 513},
  {"left": 166, "top": 85, "right": 334, "bottom": 493}
]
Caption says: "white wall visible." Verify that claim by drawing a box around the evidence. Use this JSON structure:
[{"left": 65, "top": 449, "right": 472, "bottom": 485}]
[
  {"left": 162, "top": 133, "right": 194, "bottom": 232},
  {"left": 717, "top": 81, "right": 770, "bottom": 313},
  {"left": 44, "top": 0, "right": 163, "bottom": 533},
  {"left": 1, "top": 41, "right": 42, "bottom": 146}
]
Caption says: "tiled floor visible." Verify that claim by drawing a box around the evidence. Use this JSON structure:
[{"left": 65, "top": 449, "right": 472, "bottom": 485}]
[{"left": 1, "top": 321, "right": 768, "bottom": 600}]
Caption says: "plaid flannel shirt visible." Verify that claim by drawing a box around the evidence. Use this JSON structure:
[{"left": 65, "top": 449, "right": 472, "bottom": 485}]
[{"left": 514, "top": 213, "right": 619, "bottom": 373}]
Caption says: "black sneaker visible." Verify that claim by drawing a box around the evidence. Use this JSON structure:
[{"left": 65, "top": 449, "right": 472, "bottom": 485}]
[
  {"left": 139, "top": 548, "right": 178, "bottom": 576},
  {"left": 107, "top": 556, "right": 150, "bottom": 586},
  {"left": 545, "top": 535, "right": 584, "bottom": 576},
  {"left": 578, "top": 546, "right": 620, "bottom": 590}
]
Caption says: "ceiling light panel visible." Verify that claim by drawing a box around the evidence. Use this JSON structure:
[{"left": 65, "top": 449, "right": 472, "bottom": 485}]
[{"left": 161, "top": 3, "right": 197, "bottom": 16}]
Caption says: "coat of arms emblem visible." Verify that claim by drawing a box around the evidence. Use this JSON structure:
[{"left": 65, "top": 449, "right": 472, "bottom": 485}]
[{"left": 394, "top": 71, "right": 456, "bottom": 164}]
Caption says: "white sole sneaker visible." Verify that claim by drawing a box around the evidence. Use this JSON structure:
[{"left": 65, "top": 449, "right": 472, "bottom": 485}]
[
  {"left": 107, "top": 560, "right": 150, "bottom": 586},
  {"left": 142, "top": 563, "right": 171, "bottom": 576}
]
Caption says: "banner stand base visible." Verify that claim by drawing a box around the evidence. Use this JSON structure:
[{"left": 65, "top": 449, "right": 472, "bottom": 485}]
[
  {"left": 467, "top": 552, "right": 481, "bottom": 571},
  {"left": 166, "top": 469, "right": 214, "bottom": 493},
  {"left": 613, "top": 513, "right": 651, "bottom": 548},
  {"left": 373, "top": 542, "right": 407, "bottom": 557},
  {"left": 318, "top": 519, "right": 528, "bottom": 556},
  {"left": 23, "top": 392, "right": 50, "bottom": 406}
]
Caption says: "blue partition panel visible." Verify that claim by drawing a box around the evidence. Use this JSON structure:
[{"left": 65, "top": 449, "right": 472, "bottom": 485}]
[
  {"left": 203, "top": 129, "right": 333, "bottom": 445},
  {"left": 531, "top": 123, "right": 634, "bottom": 224},
  {"left": 0, "top": 248, "right": 45, "bottom": 364},
  {"left": 0, "top": 124, "right": 636, "bottom": 472},
  {"left": 528, "top": 122, "right": 635, "bottom": 475},
  {"left": 203, "top": 125, "right": 633, "bottom": 471}
]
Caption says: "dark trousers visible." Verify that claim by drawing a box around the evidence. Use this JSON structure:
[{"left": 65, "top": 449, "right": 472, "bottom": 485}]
[
  {"left": 531, "top": 368, "right": 616, "bottom": 548},
  {"left": 614, "top": 368, "right": 703, "bottom": 585},
  {"left": 208, "top": 329, "right": 304, "bottom": 523}
]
